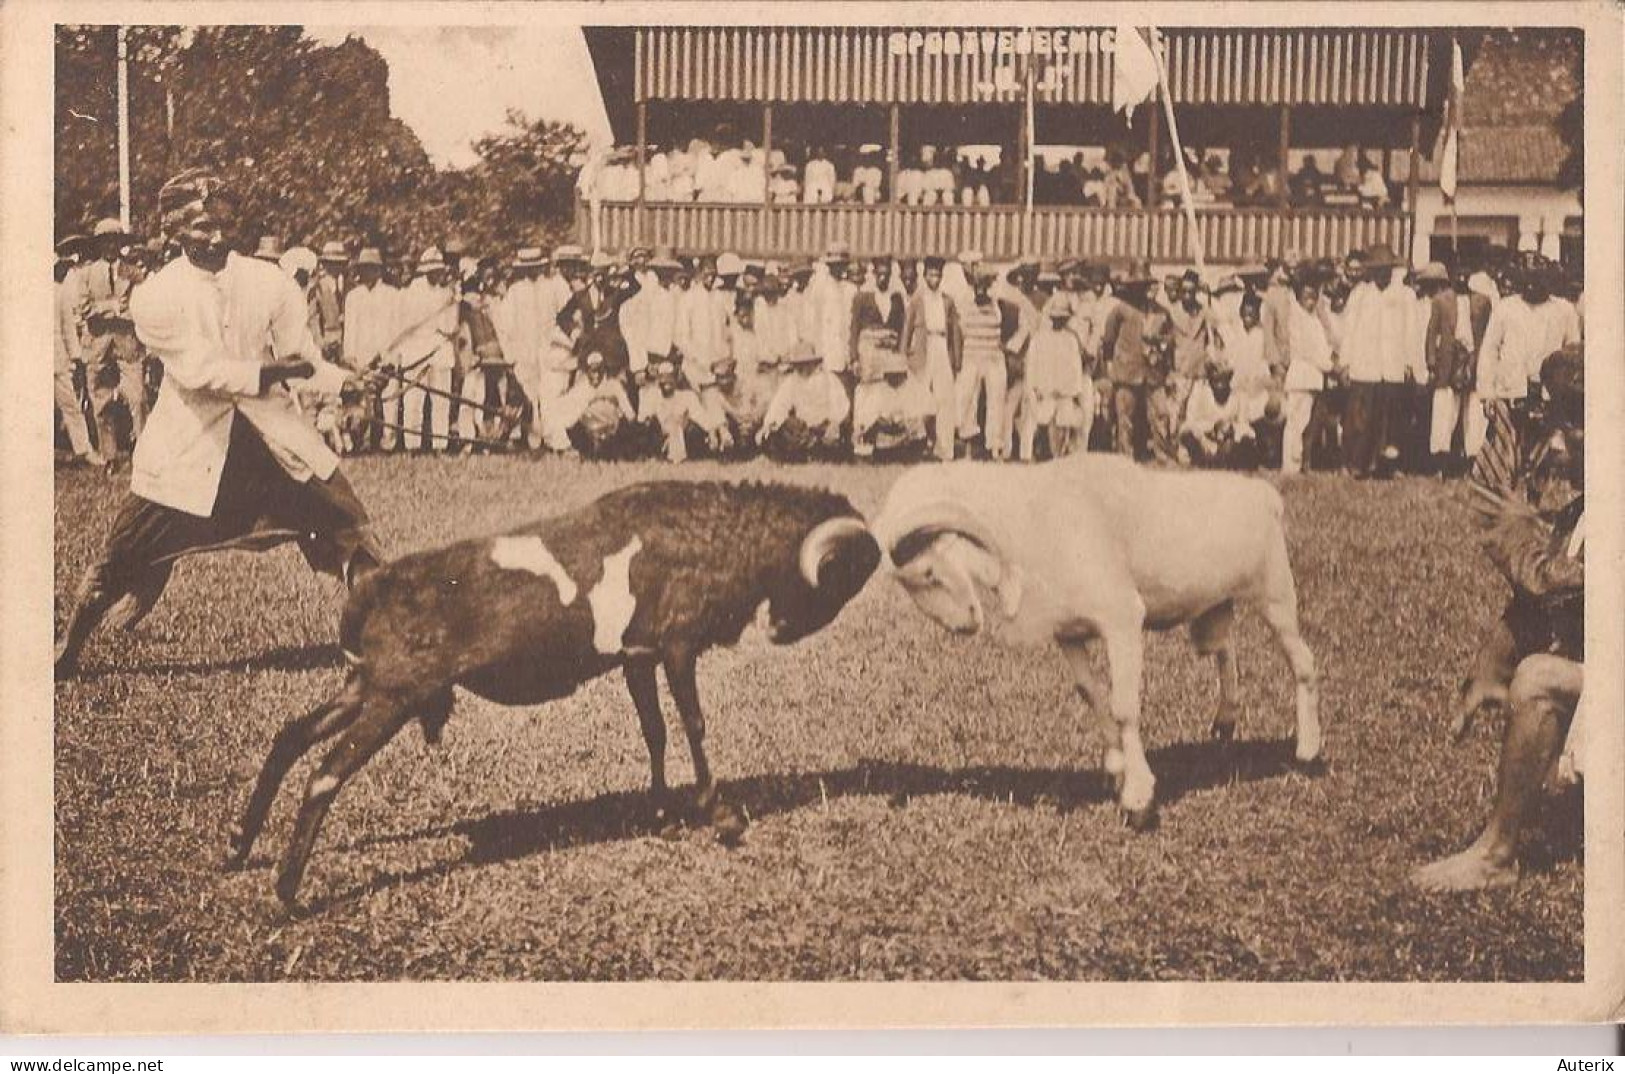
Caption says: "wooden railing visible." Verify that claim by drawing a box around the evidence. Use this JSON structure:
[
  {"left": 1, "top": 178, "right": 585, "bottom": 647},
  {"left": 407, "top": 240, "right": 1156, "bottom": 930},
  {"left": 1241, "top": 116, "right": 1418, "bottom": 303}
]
[{"left": 578, "top": 201, "right": 1412, "bottom": 266}]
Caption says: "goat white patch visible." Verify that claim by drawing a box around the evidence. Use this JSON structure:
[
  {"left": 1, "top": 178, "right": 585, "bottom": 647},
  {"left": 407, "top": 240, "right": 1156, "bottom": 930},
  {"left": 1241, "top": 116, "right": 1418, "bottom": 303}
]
[
  {"left": 588, "top": 537, "right": 643, "bottom": 654},
  {"left": 489, "top": 536, "right": 579, "bottom": 605}
]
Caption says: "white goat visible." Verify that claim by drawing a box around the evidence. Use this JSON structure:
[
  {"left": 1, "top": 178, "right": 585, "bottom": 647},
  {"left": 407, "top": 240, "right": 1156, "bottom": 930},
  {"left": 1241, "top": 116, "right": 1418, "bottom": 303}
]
[{"left": 872, "top": 453, "right": 1321, "bottom": 826}]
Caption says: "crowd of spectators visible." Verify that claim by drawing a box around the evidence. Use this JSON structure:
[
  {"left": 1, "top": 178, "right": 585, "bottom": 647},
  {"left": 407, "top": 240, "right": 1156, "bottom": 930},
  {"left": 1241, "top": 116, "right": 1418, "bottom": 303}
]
[
  {"left": 583, "top": 136, "right": 1401, "bottom": 211},
  {"left": 56, "top": 220, "right": 1582, "bottom": 479}
]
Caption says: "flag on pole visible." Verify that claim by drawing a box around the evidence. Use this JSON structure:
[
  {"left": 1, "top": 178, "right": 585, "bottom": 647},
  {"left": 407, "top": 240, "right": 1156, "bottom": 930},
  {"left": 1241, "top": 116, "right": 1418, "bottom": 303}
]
[
  {"left": 1439, "top": 37, "right": 1465, "bottom": 201},
  {"left": 1112, "top": 26, "right": 1161, "bottom": 123}
]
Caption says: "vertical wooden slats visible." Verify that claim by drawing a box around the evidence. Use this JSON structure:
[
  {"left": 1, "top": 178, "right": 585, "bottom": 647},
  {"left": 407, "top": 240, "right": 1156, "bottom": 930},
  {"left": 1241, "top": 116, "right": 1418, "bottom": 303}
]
[{"left": 629, "top": 25, "right": 1432, "bottom": 109}]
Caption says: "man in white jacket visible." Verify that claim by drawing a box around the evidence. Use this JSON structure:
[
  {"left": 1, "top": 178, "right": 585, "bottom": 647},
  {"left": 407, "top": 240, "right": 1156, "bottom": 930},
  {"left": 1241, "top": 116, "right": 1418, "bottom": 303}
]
[
  {"left": 55, "top": 168, "right": 381, "bottom": 678},
  {"left": 1339, "top": 244, "right": 1424, "bottom": 477},
  {"left": 1281, "top": 276, "right": 1339, "bottom": 474}
]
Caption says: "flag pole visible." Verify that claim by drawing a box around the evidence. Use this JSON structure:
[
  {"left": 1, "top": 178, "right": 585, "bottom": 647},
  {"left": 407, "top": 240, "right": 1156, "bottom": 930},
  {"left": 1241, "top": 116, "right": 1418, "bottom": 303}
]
[
  {"left": 116, "top": 26, "right": 132, "bottom": 231},
  {"left": 1148, "top": 30, "right": 1205, "bottom": 271}
]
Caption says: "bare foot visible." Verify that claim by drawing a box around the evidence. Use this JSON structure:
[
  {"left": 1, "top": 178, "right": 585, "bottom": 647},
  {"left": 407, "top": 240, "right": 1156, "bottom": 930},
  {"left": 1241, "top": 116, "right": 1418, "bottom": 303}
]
[{"left": 1411, "top": 848, "right": 1519, "bottom": 892}]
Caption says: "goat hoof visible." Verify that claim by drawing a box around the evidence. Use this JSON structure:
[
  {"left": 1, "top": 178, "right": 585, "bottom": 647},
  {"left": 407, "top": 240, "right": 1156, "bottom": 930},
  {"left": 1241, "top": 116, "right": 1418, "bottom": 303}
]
[
  {"left": 1122, "top": 803, "right": 1159, "bottom": 832},
  {"left": 710, "top": 801, "right": 748, "bottom": 846},
  {"left": 1291, "top": 755, "right": 1328, "bottom": 777}
]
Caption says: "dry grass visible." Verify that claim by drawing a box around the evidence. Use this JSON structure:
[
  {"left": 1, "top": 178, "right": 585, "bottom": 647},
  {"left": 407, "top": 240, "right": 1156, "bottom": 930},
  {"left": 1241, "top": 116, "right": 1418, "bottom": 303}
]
[{"left": 53, "top": 455, "right": 1581, "bottom": 981}]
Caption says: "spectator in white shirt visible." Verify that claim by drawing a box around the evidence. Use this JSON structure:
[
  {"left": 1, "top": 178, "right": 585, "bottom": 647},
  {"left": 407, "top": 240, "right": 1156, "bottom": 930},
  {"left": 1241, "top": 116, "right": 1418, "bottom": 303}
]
[
  {"left": 1281, "top": 277, "right": 1339, "bottom": 474},
  {"left": 803, "top": 146, "right": 837, "bottom": 204},
  {"left": 1476, "top": 266, "right": 1581, "bottom": 420}
]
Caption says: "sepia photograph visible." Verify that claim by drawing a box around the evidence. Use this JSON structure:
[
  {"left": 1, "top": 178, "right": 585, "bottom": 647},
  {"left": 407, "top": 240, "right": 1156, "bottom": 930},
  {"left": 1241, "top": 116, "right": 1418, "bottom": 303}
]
[{"left": 5, "top": 0, "right": 1622, "bottom": 1034}]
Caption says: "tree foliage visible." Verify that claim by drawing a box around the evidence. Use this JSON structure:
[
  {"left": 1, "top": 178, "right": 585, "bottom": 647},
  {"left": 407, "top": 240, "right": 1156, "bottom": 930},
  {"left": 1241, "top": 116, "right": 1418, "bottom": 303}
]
[{"left": 55, "top": 26, "right": 584, "bottom": 258}]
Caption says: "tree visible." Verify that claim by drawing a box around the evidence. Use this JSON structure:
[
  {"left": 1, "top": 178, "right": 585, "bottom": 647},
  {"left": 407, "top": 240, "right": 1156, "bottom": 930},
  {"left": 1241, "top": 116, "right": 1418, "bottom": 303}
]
[{"left": 54, "top": 26, "right": 588, "bottom": 258}]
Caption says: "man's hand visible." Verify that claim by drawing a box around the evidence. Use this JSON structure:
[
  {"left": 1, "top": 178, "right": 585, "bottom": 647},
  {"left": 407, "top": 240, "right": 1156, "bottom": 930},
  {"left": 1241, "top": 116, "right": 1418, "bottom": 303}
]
[{"left": 259, "top": 357, "right": 315, "bottom": 393}]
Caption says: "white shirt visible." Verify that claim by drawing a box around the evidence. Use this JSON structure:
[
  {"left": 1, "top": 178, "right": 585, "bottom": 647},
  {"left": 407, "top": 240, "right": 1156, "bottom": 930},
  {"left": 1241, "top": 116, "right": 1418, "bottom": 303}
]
[
  {"left": 394, "top": 277, "right": 458, "bottom": 371},
  {"left": 342, "top": 281, "right": 399, "bottom": 370},
  {"left": 675, "top": 284, "right": 731, "bottom": 381},
  {"left": 804, "top": 157, "right": 836, "bottom": 203},
  {"left": 1477, "top": 296, "right": 1581, "bottom": 400},
  {"left": 1284, "top": 302, "right": 1335, "bottom": 392},
  {"left": 764, "top": 370, "right": 851, "bottom": 430},
  {"left": 129, "top": 253, "right": 349, "bottom": 516},
  {"left": 1340, "top": 278, "right": 1415, "bottom": 383},
  {"left": 811, "top": 276, "right": 857, "bottom": 373}
]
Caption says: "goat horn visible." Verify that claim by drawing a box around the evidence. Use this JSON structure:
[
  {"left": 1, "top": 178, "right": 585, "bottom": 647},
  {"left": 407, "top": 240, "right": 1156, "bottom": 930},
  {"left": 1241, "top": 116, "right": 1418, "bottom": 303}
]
[
  {"left": 799, "top": 516, "right": 872, "bottom": 588},
  {"left": 882, "top": 500, "right": 1004, "bottom": 567}
]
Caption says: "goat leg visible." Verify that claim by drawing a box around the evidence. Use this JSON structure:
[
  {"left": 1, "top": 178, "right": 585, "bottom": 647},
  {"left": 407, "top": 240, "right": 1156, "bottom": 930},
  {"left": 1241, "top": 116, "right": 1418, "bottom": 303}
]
[
  {"left": 664, "top": 651, "right": 746, "bottom": 844},
  {"left": 274, "top": 691, "right": 420, "bottom": 912},
  {"left": 224, "top": 680, "right": 363, "bottom": 871},
  {"left": 624, "top": 659, "right": 674, "bottom": 825}
]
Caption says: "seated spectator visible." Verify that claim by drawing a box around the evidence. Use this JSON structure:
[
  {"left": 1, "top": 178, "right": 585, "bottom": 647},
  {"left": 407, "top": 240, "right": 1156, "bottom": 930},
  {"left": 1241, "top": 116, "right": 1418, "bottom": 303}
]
[
  {"left": 1334, "top": 144, "right": 1361, "bottom": 188},
  {"left": 769, "top": 163, "right": 800, "bottom": 204},
  {"left": 923, "top": 147, "right": 956, "bottom": 207},
  {"left": 1200, "top": 154, "right": 1232, "bottom": 202},
  {"left": 1180, "top": 364, "right": 1256, "bottom": 467},
  {"left": 1357, "top": 154, "right": 1389, "bottom": 206},
  {"left": 539, "top": 351, "right": 637, "bottom": 457},
  {"left": 693, "top": 139, "right": 725, "bottom": 201},
  {"left": 896, "top": 155, "right": 926, "bottom": 206},
  {"left": 1291, "top": 156, "right": 1326, "bottom": 206},
  {"left": 667, "top": 152, "right": 697, "bottom": 202},
  {"left": 1100, "top": 147, "right": 1141, "bottom": 209},
  {"left": 804, "top": 145, "right": 837, "bottom": 204},
  {"left": 640, "top": 357, "right": 723, "bottom": 462},
  {"left": 853, "top": 350, "right": 929, "bottom": 458},
  {"left": 1080, "top": 166, "right": 1106, "bottom": 206},
  {"left": 729, "top": 145, "right": 767, "bottom": 203},
  {"left": 645, "top": 144, "right": 672, "bottom": 201},
  {"left": 853, "top": 146, "right": 885, "bottom": 205},
  {"left": 759, "top": 340, "right": 850, "bottom": 459}
]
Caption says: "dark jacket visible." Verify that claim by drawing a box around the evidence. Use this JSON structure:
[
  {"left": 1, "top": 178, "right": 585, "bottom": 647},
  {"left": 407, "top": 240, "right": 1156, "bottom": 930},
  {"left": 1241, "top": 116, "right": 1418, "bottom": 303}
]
[{"left": 1425, "top": 288, "right": 1492, "bottom": 390}]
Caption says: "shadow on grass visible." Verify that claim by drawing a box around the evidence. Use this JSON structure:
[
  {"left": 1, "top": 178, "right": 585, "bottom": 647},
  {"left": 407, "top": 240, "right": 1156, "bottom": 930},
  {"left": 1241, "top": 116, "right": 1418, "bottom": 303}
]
[
  {"left": 305, "top": 736, "right": 1315, "bottom": 913},
  {"left": 64, "top": 642, "right": 343, "bottom": 683}
]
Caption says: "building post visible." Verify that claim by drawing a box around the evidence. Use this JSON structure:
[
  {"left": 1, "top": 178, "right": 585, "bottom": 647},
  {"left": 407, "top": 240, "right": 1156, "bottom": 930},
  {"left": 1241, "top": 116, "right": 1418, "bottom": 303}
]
[
  {"left": 888, "top": 102, "right": 901, "bottom": 204},
  {"left": 635, "top": 100, "right": 648, "bottom": 244},
  {"left": 761, "top": 102, "right": 773, "bottom": 251},
  {"left": 1407, "top": 110, "right": 1422, "bottom": 257},
  {"left": 1278, "top": 105, "right": 1291, "bottom": 208},
  {"left": 1146, "top": 99, "right": 1160, "bottom": 210}
]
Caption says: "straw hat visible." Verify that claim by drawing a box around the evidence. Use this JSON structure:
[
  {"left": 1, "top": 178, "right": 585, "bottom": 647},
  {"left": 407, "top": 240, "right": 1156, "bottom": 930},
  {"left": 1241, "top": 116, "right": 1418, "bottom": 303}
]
[
  {"left": 415, "top": 246, "right": 447, "bottom": 274},
  {"left": 318, "top": 240, "right": 349, "bottom": 264},
  {"left": 253, "top": 235, "right": 284, "bottom": 262},
  {"left": 513, "top": 246, "right": 547, "bottom": 268},
  {"left": 354, "top": 247, "right": 385, "bottom": 268}
]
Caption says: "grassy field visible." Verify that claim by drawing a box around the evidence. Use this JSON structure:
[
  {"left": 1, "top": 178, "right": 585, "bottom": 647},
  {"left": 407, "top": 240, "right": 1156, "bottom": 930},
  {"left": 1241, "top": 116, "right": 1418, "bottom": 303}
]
[{"left": 53, "top": 455, "right": 1582, "bottom": 982}]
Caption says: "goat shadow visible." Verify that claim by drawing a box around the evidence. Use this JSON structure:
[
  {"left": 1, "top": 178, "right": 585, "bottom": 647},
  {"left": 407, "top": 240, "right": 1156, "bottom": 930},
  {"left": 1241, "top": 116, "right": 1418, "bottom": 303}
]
[
  {"left": 307, "top": 737, "right": 1312, "bottom": 913},
  {"left": 62, "top": 642, "right": 343, "bottom": 683}
]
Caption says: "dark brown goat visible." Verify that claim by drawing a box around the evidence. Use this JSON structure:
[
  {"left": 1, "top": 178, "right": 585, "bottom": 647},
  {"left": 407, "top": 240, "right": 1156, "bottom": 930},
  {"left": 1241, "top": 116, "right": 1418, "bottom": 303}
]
[{"left": 225, "top": 480, "right": 880, "bottom": 910}]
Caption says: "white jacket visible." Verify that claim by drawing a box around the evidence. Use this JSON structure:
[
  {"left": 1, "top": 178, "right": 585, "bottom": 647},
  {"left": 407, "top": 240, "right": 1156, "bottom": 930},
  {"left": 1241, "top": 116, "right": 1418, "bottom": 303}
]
[
  {"left": 130, "top": 253, "right": 348, "bottom": 517},
  {"left": 1340, "top": 278, "right": 1415, "bottom": 384}
]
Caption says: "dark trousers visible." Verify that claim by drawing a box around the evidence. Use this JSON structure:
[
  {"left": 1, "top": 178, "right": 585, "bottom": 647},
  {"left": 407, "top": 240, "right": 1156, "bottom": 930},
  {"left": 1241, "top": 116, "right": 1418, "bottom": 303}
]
[
  {"left": 1304, "top": 387, "right": 1344, "bottom": 471},
  {"left": 55, "top": 419, "right": 382, "bottom": 675},
  {"left": 1343, "top": 381, "right": 1399, "bottom": 476}
]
